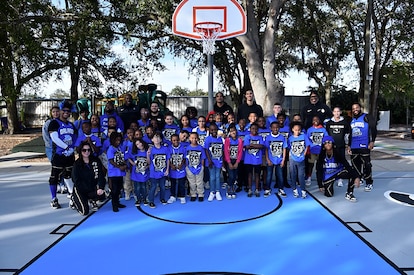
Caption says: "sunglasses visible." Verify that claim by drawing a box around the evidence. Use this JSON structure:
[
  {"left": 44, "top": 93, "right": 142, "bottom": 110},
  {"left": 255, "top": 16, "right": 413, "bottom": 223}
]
[
  {"left": 81, "top": 148, "right": 91, "bottom": 152},
  {"left": 62, "top": 109, "right": 71, "bottom": 113}
]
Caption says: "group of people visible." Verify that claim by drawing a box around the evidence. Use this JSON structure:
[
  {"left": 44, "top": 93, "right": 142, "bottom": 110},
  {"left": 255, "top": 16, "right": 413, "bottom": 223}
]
[{"left": 42, "top": 90, "right": 377, "bottom": 215}]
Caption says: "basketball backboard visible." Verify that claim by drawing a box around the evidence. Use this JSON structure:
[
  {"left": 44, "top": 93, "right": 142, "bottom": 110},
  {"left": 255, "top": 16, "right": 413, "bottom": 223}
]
[{"left": 172, "top": 0, "right": 247, "bottom": 41}]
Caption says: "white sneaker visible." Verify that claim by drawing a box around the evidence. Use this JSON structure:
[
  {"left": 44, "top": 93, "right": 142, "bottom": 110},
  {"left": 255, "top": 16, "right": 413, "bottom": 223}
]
[
  {"left": 345, "top": 192, "right": 357, "bottom": 202},
  {"left": 226, "top": 193, "right": 232, "bottom": 199},
  {"left": 264, "top": 190, "right": 271, "bottom": 198},
  {"left": 231, "top": 194, "right": 236, "bottom": 199},
  {"left": 167, "top": 196, "right": 176, "bottom": 204},
  {"left": 301, "top": 190, "right": 307, "bottom": 199},
  {"left": 337, "top": 179, "right": 343, "bottom": 187},
  {"left": 293, "top": 189, "right": 299, "bottom": 198},
  {"left": 208, "top": 192, "right": 215, "bottom": 201},
  {"left": 215, "top": 192, "right": 222, "bottom": 201},
  {"left": 278, "top": 189, "right": 287, "bottom": 198},
  {"left": 180, "top": 197, "right": 186, "bottom": 204},
  {"left": 305, "top": 177, "right": 312, "bottom": 186},
  {"left": 364, "top": 184, "right": 373, "bottom": 192}
]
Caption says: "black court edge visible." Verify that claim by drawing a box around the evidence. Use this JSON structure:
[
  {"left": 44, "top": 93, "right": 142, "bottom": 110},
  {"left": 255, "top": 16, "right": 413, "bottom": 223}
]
[
  {"left": 137, "top": 193, "right": 283, "bottom": 225},
  {"left": 15, "top": 199, "right": 110, "bottom": 274},
  {"left": 308, "top": 192, "right": 407, "bottom": 275}
]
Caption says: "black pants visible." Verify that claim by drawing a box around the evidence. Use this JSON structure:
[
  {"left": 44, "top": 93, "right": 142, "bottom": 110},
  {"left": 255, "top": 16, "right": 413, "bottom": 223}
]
[
  {"left": 350, "top": 149, "right": 373, "bottom": 184},
  {"left": 323, "top": 169, "right": 355, "bottom": 197},
  {"left": 109, "top": 176, "right": 123, "bottom": 208},
  {"left": 72, "top": 186, "right": 105, "bottom": 216}
]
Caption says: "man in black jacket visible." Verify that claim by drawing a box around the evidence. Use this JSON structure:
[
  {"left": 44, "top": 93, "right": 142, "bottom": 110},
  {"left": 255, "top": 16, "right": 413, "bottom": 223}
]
[{"left": 301, "top": 92, "right": 332, "bottom": 130}]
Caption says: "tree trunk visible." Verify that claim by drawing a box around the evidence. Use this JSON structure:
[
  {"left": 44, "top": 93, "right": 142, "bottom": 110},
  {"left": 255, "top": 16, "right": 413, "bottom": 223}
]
[{"left": 5, "top": 97, "right": 20, "bottom": 134}]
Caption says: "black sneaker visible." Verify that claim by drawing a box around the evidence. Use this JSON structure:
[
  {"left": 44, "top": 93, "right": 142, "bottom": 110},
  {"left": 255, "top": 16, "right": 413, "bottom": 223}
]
[
  {"left": 50, "top": 198, "right": 61, "bottom": 209},
  {"left": 135, "top": 200, "right": 141, "bottom": 206},
  {"left": 198, "top": 197, "right": 204, "bottom": 202},
  {"left": 161, "top": 199, "right": 167, "bottom": 205},
  {"left": 149, "top": 202, "right": 156, "bottom": 208},
  {"left": 190, "top": 197, "right": 197, "bottom": 202},
  {"left": 91, "top": 201, "right": 98, "bottom": 211},
  {"left": 143, "top": 200, "right": 149, "bottom": 206},
  {"left": 69, "top": 199, "right": 76, "bottom": 210},
  {"left": 247, "top": 189, "right": 253, "bottom": 197},
  {"left": 117, "top": 203, "right": 126, "bottom": 208}
]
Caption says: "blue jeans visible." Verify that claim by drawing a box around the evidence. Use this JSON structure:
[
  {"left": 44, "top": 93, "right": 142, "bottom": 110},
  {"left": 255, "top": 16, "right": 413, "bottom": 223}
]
[
  {"left": 227, "top": 167, "right": 238, "bottom": 195},
  {"left": 208, "top": 166, "right": 221, "bottom": 192},
  {"left": 133, "top": 180, "right": 147, "bottom": 201},
  {"left": 289, "top": 160, "right": 305, "bottom": 191},
  {"left": 266, "top": 164, "right": 283, "bottom": 190},
  {"left": 170, "top": 177, "right": 186, "bottom": 198},
  {"left": 148, "top": 177, "right": 166, "bottom": 203}
]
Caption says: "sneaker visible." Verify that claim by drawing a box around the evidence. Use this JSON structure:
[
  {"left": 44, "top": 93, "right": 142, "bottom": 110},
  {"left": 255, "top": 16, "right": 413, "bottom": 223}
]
[
  {"left": 364, "top": 184, "right": 373, "bottom": 192},
  {"left": 67, "top": 193, "right": 72, "bottom": 199},
  {"left": 190, "top": 197, "right": 197, "bottom": 202},
  {"left": 305, "top": 177, "right": 312, "bottom": 186},
  {"left": 134, "top": 200, "right": 140, "bottom": 206},
  {"left": 56, "top": 185, "right": 61, "bottom": 193},
  {"left": 161, "top": 199, "right": 167, "bottom": 205},
  {"left": 143, "top": 200, "right": 149, "bottom": 206},
  {"left": 231, "top": 194, "right": 236, "bottom": 199},
  {"left": 278, "top": 189, "right": 287, "bottom": 198},
  {"left": 167, "top": 196, "right": 176, "bottom": 204},
  {"left": 337, "top": 178, "right": 343, "bottom": 187},
  {"left": 216, "top": 192, "right": 222, "bottom": 201},
  {"left": 91, "top": 201, "right": 98, "bottom": 211},
  {"left": 255, "top": 189, "right": 260, "bottom": 197},
  {"left": 198, "top": 196, "right": 204, "bottom": 202},
  {"left": 62, "top": 185, "right": 68, "bottom": 194},
  {"left": 293, "top": 189, "right": 299, "bottom": 198},
  {"left": 345, "top": 192, "right": 357, "bottom": 202},
  {"left": 226, "top": 193, "right": 232, "bottom": 199},
  {"left": 222, "top": 182, "right": 228, "bottom": 189},
  {"left": 50, "top": 198, "right": 61, "bottom": 209},
  {"left": 180, "top": 197, "right": 186, "bottom": 204},
  {"left": 208, "top": 192, "right": 215, "bottom": 202},
  {"left": 149, "top": 202, "right": 156, "bottom": 208},
  {"left": 301, "top": 190, "right": 307, "bottom": 199},
  {"left": 247, "top": 189, "right": 253, "bottom": 197},
  {"left": 264, "top": 190, "right": 271, "bottom": 198},
  {"left": 69, "top": 199, "right": 76, "bottom": 210},
  {"left": 125, "top": 192, "right": 131, "bottom": 201}
]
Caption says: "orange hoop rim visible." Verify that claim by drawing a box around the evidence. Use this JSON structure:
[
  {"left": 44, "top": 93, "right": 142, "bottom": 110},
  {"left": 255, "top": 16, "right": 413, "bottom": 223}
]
[{"left": 194, "top": 22, "right": 223, "bottom": 38}]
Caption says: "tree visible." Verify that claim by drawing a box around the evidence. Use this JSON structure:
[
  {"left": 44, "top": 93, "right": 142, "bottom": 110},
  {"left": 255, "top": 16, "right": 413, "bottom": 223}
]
[
  {"left": 0, "top": 0, "right": 66, "bottom": 133},
  {"left": 49, "top": 89, "right": 71, "bottom": 99}
]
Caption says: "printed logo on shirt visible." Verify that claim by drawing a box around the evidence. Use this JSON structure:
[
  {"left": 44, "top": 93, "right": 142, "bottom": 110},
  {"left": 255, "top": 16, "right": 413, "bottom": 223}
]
[
  {"left": 248, "top": 139, "right": 259, "bottom": 156},
  {"left": 187, "top": 150, "right": 201, "bottom": 168},
  {"left": 291, "top": 140, "right": 305, "bottom": 157},
  {"left": 114, "top": 150, "right": 125, "bottom": 166},
  {"left": 270, "top": 141, "right": 283, "bottom": 157},
  {"left": 153, "top": 154, "right": 167, "bottom": 171},
  {"left": 171, "top": 153, "right": 184, "bottom": 167},
  {"left": 209, "top": 143, "right": 223, "bottom": 159},
  {"left": 310, "top": 132, "right": 324, "bottom": 145},
  {"left": 135, "top": 157, "right": 148, "bottom": 174},
  {"left": 162, "top": 128, "right": 177, "bottom": 141},
  {"left": 351, "top": 127, "right": 362, "bottom": 137},
  {"left": 92, "top": 161, "right": 99, "bottom": 179},
  {"left": 198, "top": 134, "right": 207, "bottom": 146},
  {"left": 230, "top": 145, "right": 238, "bottom": 160}
]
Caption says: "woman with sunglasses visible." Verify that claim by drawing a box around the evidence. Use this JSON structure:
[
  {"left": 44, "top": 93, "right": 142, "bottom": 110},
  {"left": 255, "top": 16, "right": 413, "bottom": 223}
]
[{"left": 71, "top": 141, "right": 106, "bottom": 215}]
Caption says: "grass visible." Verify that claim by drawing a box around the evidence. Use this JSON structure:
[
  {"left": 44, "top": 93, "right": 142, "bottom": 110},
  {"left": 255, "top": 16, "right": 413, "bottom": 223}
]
[{"left": 11, "top": 136, "right": 45, "bottom": 154}]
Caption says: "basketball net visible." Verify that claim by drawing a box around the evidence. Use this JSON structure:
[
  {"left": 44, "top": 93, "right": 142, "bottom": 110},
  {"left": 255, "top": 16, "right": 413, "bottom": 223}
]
[{"left": 194, "top": 22, "right": 223, "bottom": 55}]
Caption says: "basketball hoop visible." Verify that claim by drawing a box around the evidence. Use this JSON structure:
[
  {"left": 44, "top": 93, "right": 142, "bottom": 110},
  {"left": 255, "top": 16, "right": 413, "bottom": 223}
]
[{"left": 194, "top": 22, "right": 223, "bottom": 55}]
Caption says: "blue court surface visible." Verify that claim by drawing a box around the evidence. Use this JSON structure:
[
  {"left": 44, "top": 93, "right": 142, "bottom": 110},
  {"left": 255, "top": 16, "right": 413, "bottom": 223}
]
[{"left": 20, "top": 191, "right": 401, "bottom": 275}]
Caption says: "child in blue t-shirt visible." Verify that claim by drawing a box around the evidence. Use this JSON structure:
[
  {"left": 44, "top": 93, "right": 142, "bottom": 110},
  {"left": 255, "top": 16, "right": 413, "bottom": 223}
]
[
  {"left": 126, "top": 138, "right": 149, "bottom": 206},
  {"left": 74, "top": 121, "right": 102, "bottom": 156},
  {"left": 167, "top": 134, "right": 187, "bottom": 204},
  {"left": 243, "top": 123, "right": 264, "bottom": 197},
  {"left": 265, "top": 122, "right": 287, "bottom": 198},
  {"left": 287, "top": 121, "right": 310, "bottom": 199},
  {"left": 204, "top": 123, "right": 224, "bottom": 201},
  {"left": 185, "top": 132, "right": 206, "bottom": 201},
  {"left": 107, "top": 132, "right": 127, "bottom": 212},
  {"left": 162, "top": 113, "right": 180, "bottom": 145},
  {"left": 147, "top": 132, "right": 170, "bottom": 208}
]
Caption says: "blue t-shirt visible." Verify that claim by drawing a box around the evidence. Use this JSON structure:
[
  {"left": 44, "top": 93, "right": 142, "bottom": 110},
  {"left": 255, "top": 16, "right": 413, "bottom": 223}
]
[
  {"left": 149, "top": 145, "right": 170, "bottom": 179},
  {"left": 350, "top": 113, "right": 369, "bottom": 149},
  {"left": 126, "top": 150, "right": 149, "bottom": 182},
  {"left": 185, "top": 144, "right": 206, "bottom": 175},
  {"left": 169, "top": 144, "right": 187, "bottom": 179},
  {"left": 288, "top": 134, "right": 310, "bottom": 162},
  {"left": 265, "top": 133, "right": 287, "bottom": 165},
  {"left": 307, "top": 126, "right": 328, "bottom": 154},
  {"left": 74, "top": 134, "right": 102, "bottom": 156},
  {"left": 204, "top": 135, "right": 224, "bottom": 168},
  {"left": 322, "top": 155, "right": 344, "bottom": 181},
  {"left": 162, "top": 124, "right": 180, "bottom": 145},
  {"left": 243, "top": 134, "right": 264, "bottom": 165},
  {"left": 192, "top": 127, "right": 208, "bottom": 146},
  {"left": 107, "top": 145, "right": 126, "bottom": 177}
]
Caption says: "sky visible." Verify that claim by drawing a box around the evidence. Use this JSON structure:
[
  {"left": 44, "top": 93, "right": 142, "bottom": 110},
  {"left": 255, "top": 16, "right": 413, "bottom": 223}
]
[{"left": 41, "top": 53, "right": 314, "bottom": 98}]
